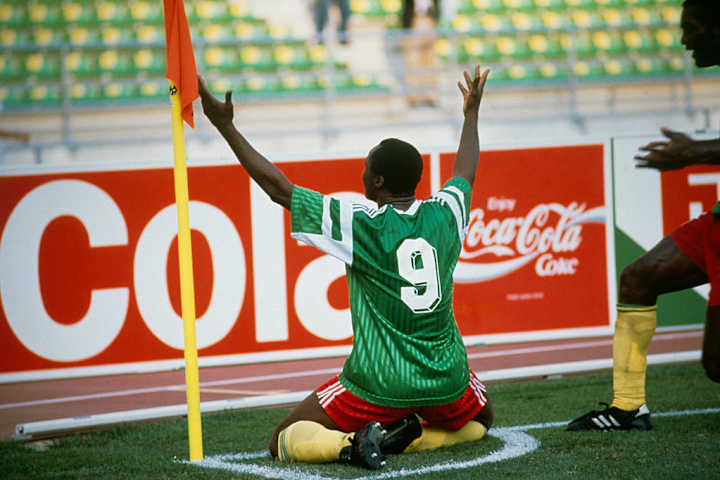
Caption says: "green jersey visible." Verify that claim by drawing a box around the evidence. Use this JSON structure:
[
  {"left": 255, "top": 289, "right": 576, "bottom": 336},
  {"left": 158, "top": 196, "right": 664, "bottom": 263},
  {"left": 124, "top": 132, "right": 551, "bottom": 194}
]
[{"left": 290, "top": 177, "right": 472, "bottom": 407}]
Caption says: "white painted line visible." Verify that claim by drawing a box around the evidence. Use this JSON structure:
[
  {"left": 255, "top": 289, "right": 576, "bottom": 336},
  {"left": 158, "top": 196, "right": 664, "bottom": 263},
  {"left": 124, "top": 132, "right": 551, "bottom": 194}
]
[
  {"left": 189, "top": 407, "right": 720, "bottom": 479},
  {"left": 12, "top": 350, "right": 702, "bottom": 438}
]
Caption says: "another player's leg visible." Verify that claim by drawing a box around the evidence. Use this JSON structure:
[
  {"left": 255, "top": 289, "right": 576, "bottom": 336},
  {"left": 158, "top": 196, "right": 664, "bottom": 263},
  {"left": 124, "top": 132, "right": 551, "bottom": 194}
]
[
  {"left": 270, "top": 389, "right": 386, "bottom": 469},
  {"left": 702, "top": 306, "right": 720, "bottom": 382},
  {"left": 568, "top": 235, "right": 706, "bottom": 431}
]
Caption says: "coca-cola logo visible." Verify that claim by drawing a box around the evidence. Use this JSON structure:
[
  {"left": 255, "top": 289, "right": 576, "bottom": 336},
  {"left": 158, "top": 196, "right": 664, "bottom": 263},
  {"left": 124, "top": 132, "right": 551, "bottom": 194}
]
[{"left": 454, "top": 197, "right": 606, "bottom": 283}]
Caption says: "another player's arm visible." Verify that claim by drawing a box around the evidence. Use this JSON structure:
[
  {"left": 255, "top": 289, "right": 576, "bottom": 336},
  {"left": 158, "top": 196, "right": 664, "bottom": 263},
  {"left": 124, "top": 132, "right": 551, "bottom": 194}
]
[
  {"left": 453, "top": 65, "right": 489, "bottom": 186},
  {"left": 634, "top": 127, "right": 720, "bottom": 171},
  {"left": 198, "top": 76, "right": 294, "bottom": 209}
]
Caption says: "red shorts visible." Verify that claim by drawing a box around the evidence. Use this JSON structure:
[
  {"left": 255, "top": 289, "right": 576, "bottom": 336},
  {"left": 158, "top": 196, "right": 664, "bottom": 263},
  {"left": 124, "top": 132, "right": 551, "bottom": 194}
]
[
  {"left": 316, "top": 370, "right": 488, "bottom": 433},
  {"left": 671, "top": 211, "right": 720, "bottom": 306}
]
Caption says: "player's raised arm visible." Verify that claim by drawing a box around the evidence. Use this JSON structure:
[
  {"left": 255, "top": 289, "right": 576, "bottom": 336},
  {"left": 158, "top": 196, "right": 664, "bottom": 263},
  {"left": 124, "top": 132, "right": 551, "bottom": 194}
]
[
  {"left": 453, "top": 65, "right": 490, "bottom": 186},
  {"left": 198, "top": 76, "right": 294, "bottom": 209},
  {"left": 633, "top": 127, "right": 720, "bottom": 171}
]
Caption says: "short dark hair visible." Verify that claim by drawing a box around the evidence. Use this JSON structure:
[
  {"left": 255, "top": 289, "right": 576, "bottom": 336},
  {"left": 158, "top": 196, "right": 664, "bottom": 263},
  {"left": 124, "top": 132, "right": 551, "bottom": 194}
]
[
  {"left": 683, "top": 0, "right": 720, "bottom": 24},
  {"left": 369, "top": 138, "right": 423, "bottom": 195}
]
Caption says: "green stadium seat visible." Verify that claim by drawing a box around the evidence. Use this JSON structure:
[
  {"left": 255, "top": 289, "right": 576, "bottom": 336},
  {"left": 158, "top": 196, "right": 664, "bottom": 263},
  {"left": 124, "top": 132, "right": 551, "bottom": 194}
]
[
  {"left": 95, "top": 1, "right": 130, "bottom": 23},
  {"left": 0, "top": 28, "right": 31, "bottom": 46},
  {"left": 540, "top": 11, "right": 572, "bottom": 30},
  {"left": 630, "top": 7, "right": 662, "bottom": 27},
  {"left": 67, "top": 26, "right": 101, "bottom": 46},
  {"left": 496, "top": 36, "right": 532, "bottom": 59},
  {"left": 192, "top": 1, "right": 230, "bottom": 21},
  {"left": 0, "top": 53, "right": 23, "bottom": 80},
  {"left": 133, "top": 48, "right": 164, "bottom": 73},
  {"left": 70, "top": 83, "right": 102, "bottom": 103},
  {"left": 655, "top": 28, "right": 682, "bottom": 51},
  {"left": 279, "top": 74, "right": 322, "bottom": 93},
  {"left": 622, "top": 29, "right": 656, "bottom": 53},
  {"left": 564, "top": 0, "right": 595, "bottom": 9},
  {"left": 308, "top": 44, "right": 328, "bottom": 65},
  {"left": 511, "top": 12, "right": 543, "bottom": 31},
  {"left": 27, "top": 84, "right": 61, "bottom": 105},
  {"left": 101, "top": 81, "right": 138, "bottom": 101},
  {"left": 28, "top": 1, "right": 62, "bottom": 25},
  {"left": 97, "top": 49, "right": 133, "bottom": 75},
  {"left": 506, "top": 63, "right": 540, "bottom": 81},
  {"left": 561, "top": 31, "right": 595, "bottom": 58},
  {"left": 138, "top": 80, "right": 169, "bottom": 100},
  {"left": 274, "top": 45, "right": 315, "bottom": 71},
  {"left": 433, "top": 37, "right": 455, "bottom": 62},
  {"left": 538, "top": 61, "right": 569, "bottom": 80},
  {"left": 591, "top": 30, "right": 625, "bottom": 55},
  {"left": 239, "top": 45, "right": 275, "bottom": 70},
  {"left": 206, "top": 78, "right": 235, "bottom": 96},
  {"left": 232, "top": 21, "right": 269, "bottom": 40},
  {"left": 667, "top": 55, "right": 686, "bottom": 74},
  {"left": 602, "top": 58, "right": 634, "bottom": 77},
  {"left": 572, "top": 59, "right": 604, "bottom": 79},
  {"left": 24, "top": 51, "right": 61, "bottom": 78},
  {"left": 633, "top": 57, "right": 668, "bottom": 76},
  {"left": 0, "top": 2, "right": 28, "bottom": 26},
  {"left": 31, "top": 26, "right": 64, "bottom": 46},
  {"left": 594, "top": 0, "right": 625, "bottom": 7},
  {"left": 532, "top": 0, "right": 565, "bottom": 10},
  {"left": 571, "top": 10, "right": 604, "bottom": 29},
  {"left": 0, "top": 85, "right": 26, "bottom": 107},
  {"left": 600, "top": 8, "right": 634, "bottom": 28},
  {"left": 502, "top": 0, "right": 535, "bottom": 11},
  {"left": 62, "top": 2, "right": 96, "bottom": 24},
  {"left": 479, "top": 14, "right": 511, "bottom": 33},
  {"left": 135, "top": 25, "right": 164, "bottom": 44},
  {"left": 450, "top": 15, "right": 475, "bottom": 33},
  {"left": 228, "top": 0, "right": 254, "bottom": 20},
  {"left": 623, "top": 0, "right": 655, "bottom": 6},
  {"left": 660, "top": 5, "right": 681, "bottom": 25},
  {"left": 64, "top": 50, "right": 98, "bottom": 76},
  {"left": 528, "top": 33, "right": 564, "bottom": 58},
  {"left": 101, "top": 26, "right": 135, "bottom": 45},
  {"left": 244, "top": 75, "right": 279, "bottom": 94},
  {"left": 199, "top": 23, "right": 232, "bottom": 42},
  {"left": 129, "top": 1, "right": 163, "bottom": 23},
  {"left": 461, "top": 37, "right": 500, "bottom": 62},
  {"left": 202, "top": 46, "right": 241, "bottom": 72},
  {"left": 469, "top": 0, "right": 506, "bottom": 14}
]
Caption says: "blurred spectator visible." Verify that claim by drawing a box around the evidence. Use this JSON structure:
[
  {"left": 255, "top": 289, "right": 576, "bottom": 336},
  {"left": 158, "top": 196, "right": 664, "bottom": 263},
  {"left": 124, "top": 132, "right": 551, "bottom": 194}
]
[
  {"left": 313, "top": 0, "right": 351, "bottom": 44},
  {"left": 401, "top": 0, "right": 440, "bottom": 106}
]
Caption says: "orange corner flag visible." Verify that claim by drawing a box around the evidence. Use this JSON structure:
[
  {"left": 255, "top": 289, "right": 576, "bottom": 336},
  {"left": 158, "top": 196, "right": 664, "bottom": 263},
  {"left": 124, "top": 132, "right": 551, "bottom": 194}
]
[{"left": 163, "top": 0, "right": 199, "bottom": 128}]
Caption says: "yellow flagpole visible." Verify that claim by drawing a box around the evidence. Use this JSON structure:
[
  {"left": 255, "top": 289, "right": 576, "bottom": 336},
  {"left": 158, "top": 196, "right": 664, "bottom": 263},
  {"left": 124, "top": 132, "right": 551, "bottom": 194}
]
[{"left": 168, "top": 81, "right": 203, "bottom": 461}]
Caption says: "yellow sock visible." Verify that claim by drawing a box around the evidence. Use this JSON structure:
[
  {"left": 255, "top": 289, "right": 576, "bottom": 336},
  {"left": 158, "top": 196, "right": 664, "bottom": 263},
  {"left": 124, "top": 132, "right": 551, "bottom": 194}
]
[
  {"left": 611, "top": 305, "right": 657, "bottom": 411},
  {"left": 404, "top": 420, "right": 486, "bottom": 453},
  {"left": 277, "top": 421, "right": 352, "bottom": 464}
]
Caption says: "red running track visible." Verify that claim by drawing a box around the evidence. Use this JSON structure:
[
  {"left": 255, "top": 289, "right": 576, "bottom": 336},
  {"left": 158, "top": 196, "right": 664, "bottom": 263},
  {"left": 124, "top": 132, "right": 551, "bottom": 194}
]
[{"left": 0, "top": 328, "right": 703, "bottom": 440}]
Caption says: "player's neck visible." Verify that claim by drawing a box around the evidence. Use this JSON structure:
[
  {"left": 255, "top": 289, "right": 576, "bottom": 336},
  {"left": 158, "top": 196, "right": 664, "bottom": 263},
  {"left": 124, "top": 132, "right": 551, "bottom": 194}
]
[{"left": 378, "top": 194, "right": 416, "bottom": 211}]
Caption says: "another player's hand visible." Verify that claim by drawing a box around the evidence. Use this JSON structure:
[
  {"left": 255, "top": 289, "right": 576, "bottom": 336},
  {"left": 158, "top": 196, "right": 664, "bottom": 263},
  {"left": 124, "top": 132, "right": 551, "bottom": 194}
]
[
  {"left": 198, "top": 76, "right": 234, "bottom": 129},
  {"left": 458, "top": 65, "right": 490, "bottom": 116},
  {"left": 633, "top": 127, "right": 702, "bottom": 171}
]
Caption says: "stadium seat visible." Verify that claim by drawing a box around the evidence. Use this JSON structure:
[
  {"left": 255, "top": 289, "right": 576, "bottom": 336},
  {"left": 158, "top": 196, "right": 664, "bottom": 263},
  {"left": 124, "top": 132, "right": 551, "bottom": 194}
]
[
  {"left": 528, "top": 33, "right": 564, "bottom": 58},
  {"left": 591, "top": 30, "right": 625, "bottom": 55},
  {"left": 239, "top": 45, "right": 275, "bottom": 71},
  {"left": 630, "top": 7, "right": 662, "bottom": 27},
  {"left": 132, "top": 48, "right": 164, "bottom": 73},
  {"left": 622, "top": 29, "right": 656, "bottom": 53},
  {"left": 279, "top": 74, "right": 322, "bottom": 93},
  {"left": 31, "top": 26, "right": 63, "bottom": 46},
  {"left": 202, "top": 46, "right": 241, "bottom": 72},
  {"left": 0, "top": 85, "right": 26, "bottom": 107},
  {"left": 67, "top": 26, "right": 101, "bottom": 46},
  {"left": 602, "top": 58, "right": 634, "bottom": 77},
  {"left": 540, "top": 11, "right": 572, "bottom": 30},
  {"left": 27, "top": 1, "right": 62, "bottom": 25},
  {"left": 64, "top": 50, "right": 98, "bottom": 76},
  {"left": 27, "top": 84, "right": 61, "bottom": 105},
  {"left": 433, "top": 37, "right": 454, "bottom": 63},
  {"left": 564, "top": 0, "right": 595, "bottom": 9},
  {"left": 623, "top": 0, "right": 655, "bottom": 6},
  {"left": 496, "top": 36, "right": 532, "bottom": 59},
  {"left": 62, "top": 2, "right": 96, "bottom": 24},
  {"left": 511, "top": 12, "right": 543, "bottom": 31},
  {"left": 571, "top": 10, "right": 605, "bottom": 29},
  {"left": 633, "top": 56, "right": 668, "bottom": 76},
  {"left": 0, "top": 28, "right": 31, "bottom": 47},
  {"left": 655, "top": 28, "right": 682, "bottom": 51},
  {"left": 507, "top": 63, "right": 540, "bottom": 81},
  {"left": 0, "top": 53, "right": 23, "bottom": 80},
  {"left": 101, "top": 26, "right": 135, "bottom": 45},
  {"left": 70, "top": 82, "right": 102, "bottom": 103},
  {"left": 572, "top": 59, "right": 604, "bottom": 79},
  {"left": 24, "top": 51, "right": 61, "bottom": 78},
  {"left": 450, "top": 15, "right": 475, "bottom": 33},
  {"left": 600, "top": 8, "right": 634, "bottom": 28},
  {"left": 273, "top": 44, "right": 313, "bottom": 71},
  {"left": 228, "top": 0, "right": 254, "bottom": 20},
  {"left": 192, "top": 1, "right": 230, "bottom": 21},
  {"left": 469, "top": 0, "right": 506, "bottom": 14},
  {"left": 232, "top": 20, "right": 270, "bottom": 40},
  {"left": 538, "top": 61, "right": 569, "bottom": 80},
  {"left": 244, "top": 75, "right": 279, "bottom": 94},
  {"left": 561, "top": 31, "right": 595, "bottom": 58},
  {"left": 129, "top": 1, "right": 163, "bottom": 23},
  {"left": 101, "top": 81, "right": 138, "bottom": 101},
  {"left": 461, "top": 37, "right": 500, "bottom": 62},
  {"left": 95, "top": 1, "right": 130, "bottom": 24},
  {"left": 667, "top": 55, "right": 686, "bottom": 74},
  {"left": 660, "top": 5, "right": 681, "bottom": 25},
  {"left": 200, "top": 23, "right": 232, "bottom": 42},
  {"left": 97, "top": 49, "right": 133, "bottom": 75},
  {"left": 0, "top": 2, "right": 28, "bottom": 26},
  {"left": 502, "top": 0, "right": 535, "bottom": 11},
  {"left": 479, "top": 14, "right": 511, "bottom": 33},
  {"left": 135, "top": 25, "right": 164, "bottom": 44},
  {"left": 138, "top": 80, "right": 169, "bottom": 100},
  {"left": 532, "top": 0, "right": 565, "bottom": 10},
  {"left": 594, "top": 0, "right": 625, "bottom": 7}
]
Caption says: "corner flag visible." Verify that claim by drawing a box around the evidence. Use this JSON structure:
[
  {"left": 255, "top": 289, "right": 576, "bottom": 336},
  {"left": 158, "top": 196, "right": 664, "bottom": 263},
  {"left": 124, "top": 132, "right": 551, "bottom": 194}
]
[{"left": 162, "top": 0, "right": 203, "bottom": 461}]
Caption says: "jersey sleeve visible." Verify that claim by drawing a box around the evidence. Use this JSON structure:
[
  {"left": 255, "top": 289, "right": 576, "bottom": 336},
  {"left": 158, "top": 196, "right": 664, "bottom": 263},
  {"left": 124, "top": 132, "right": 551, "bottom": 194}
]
[
  {"left": 430, "top": 177, "right": 472, "bottom": 244},
  {"left": 290, "top": 186, "right": 355, "bottom": 265}
]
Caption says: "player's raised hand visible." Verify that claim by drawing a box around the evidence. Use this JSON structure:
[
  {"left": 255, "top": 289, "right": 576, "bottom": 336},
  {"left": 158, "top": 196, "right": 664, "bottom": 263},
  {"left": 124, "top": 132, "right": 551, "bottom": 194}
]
[
  {"left": 634, "top": 127, "right": 704, "bottom": 171},
  {"left": 198, "top": 76, "right": 234, "bottom": 129},
  {"left": 458, "top": 65, "right": 490, "bottom": 116}
]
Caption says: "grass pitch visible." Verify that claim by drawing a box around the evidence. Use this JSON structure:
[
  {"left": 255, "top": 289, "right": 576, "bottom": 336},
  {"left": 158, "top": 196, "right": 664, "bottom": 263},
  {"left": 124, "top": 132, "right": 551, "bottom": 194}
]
[{"left": 1, "top": 363, "right": 719, "bottom": 479}]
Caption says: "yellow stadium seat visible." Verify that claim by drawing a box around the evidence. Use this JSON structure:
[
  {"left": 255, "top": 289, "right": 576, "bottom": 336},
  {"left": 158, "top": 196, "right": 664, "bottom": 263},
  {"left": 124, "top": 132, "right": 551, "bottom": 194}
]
[
  {"left": 561, "top": 31, "right": 595, "bottom": 58},
  {"left": 622, "top": 29, "right": 656, "bottom": 53},
  {"left": 630, "top": 7, "right": 662, "bottom": 27},
  {"left": 0, "top": 28, "right": 31, "bottom": 47},
  {"left": 135, "top": 25, "right": 164, "bottom": 44},
  {"left": 67, "top": 26, "right": 101, "bottom": 46},
  {"left": 496, "top": 36, "right": 531, "bottom": 59},
  {"left": 511, "top": 12, "right": 543, "bottom": 31},
  {"left": 62, "top": 1, "right": 96, "bottom": 24},
  {"left": 132, "top": 48, "right": 164, "bottom": 73},
  {"left": 528, "top": 33, "right": 564, "bottom": 58},
  {"left": 591, "top": 30, "right": 625, "bottom": 55},
  {"left": 101, "top": 82, "right": 138, "bottom": 101},
  {"left": 532, "top": 0, "right": 565, "bottom": 9},
  {"left": 24, "top": 51, "right": 61, "bottom": 78},
  {"left": 633, "top": 57, "right": 668, "bottom": 76},
  {"left": 538, "top": 62, "right": 569, "bottom": 80},
  {"left": 28, "top": 1, "right": 61, "bottom": 25},
  {"left": 27, "top": 84, "right": 61, "bottom": 105},
  {"left": 70, "top": 83, "right": 102, "bottom": 103},
  {"left": 97, "top": 49, "right": 133, "bottom": 74},
  {"left": 540, "top": 11, "right": 572, "bottom": 31},
  {"left": 64, "top": 50, "right": 98, "bottom": 76},
  {"left": 655, "top": 28, "right": 681, "bottom": 51},
  {"left": 31, "top": 26, "right": 63, "bottom": 46},
  {"left": 95, "top": 1, "right": 130, "bottom": 23},
  {"left": 100, "top": 26, "right": 135, "bottom": 46},
  {"left": 0, "top": 2, "right": 28, "bottom": 26},
  {"left": 129, "top": 1, "right": 162, "bottom": 23}
]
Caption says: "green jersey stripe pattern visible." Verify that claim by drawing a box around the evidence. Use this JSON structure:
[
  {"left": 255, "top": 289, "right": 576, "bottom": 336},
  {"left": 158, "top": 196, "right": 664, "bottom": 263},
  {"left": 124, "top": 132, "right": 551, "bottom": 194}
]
[{"left": 290, "top": 177, "right": 473, "bottom": 407}]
